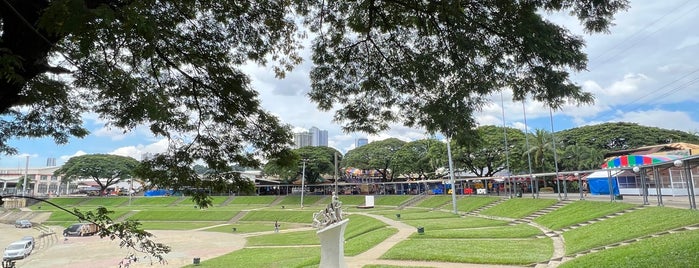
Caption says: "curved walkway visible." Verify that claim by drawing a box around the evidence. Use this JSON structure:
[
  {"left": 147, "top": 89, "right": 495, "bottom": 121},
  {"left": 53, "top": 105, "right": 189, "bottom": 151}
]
[{"left": 344, "top": 212, "right": 523, "bottom": 268}]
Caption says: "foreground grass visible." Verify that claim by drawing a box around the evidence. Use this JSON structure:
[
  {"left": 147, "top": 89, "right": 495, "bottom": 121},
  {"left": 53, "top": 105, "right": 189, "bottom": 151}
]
[
  {"left": 184, "top": 247, "right": 320, "bottom": 268},
  {"left": 564, "top": 207, "right": 699, "bottom": 254},
  {"left": 278, "top": 195, "right": 324, "bottom": 206},
  {"left": 240, "top": 210, "right": 317, "bottom": 223},
  {"left": 456, "top": 196, "right": 501, "bottom": 212},
  {"left": 345, "top": 227, "right": 398, "bottom": 256},
  {"left": 139, "top": 221, "right": 221, "bottom": 230},
  {"left": 128, "top": 210, "right": 239, "bottom": 221},
  {"left": 480, "top": 198, "right": 558, "bottom": 218},
  {"left": 414, "top": 196, "right": 453, "bottom": 208},
  {"left": 401, "top": 216, "right": 508, "bottom": 230},
  {"left": 247, "top": 230, "right": 318, "bottom": 246},
  {"left": 40, "top": 197, "right": 88, "bottom": 207},
  {"left": 382, "top": 238, "right": 552, "bottom": 264},
  {"left": 228, "top": 196, "right": 277, "bottom": 205},
  {"left": 560, "top": 229, "right": 699, "bottom": 268},
  {"left": 410, "top": 224, "right": 541, "bottom": 239},
  {"left": 374, "top": 195, "right": 412, "bottom": 206},
  {"left": 534, "top": 200, "right": 637, "bottom": 230}
]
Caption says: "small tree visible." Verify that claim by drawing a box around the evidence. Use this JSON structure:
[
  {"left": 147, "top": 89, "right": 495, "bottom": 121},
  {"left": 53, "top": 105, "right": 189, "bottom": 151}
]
[{"left": 54, "top": 154, "right": 140, "bottom": 196}]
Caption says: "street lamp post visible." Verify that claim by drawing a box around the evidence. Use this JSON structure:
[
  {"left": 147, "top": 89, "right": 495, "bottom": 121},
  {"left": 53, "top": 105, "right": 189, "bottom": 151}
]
[
  {"left": 446, "top": 136, "right": 458, "bottom": 214},
  {"left": 301, "top": 159, "right": 308, "bottom": 208},
  {"left": 575, "top": 172, "right": 582, "bottom": 200},
  {"left": 128, "top": 179, "right": 134, "bottom": 206}
]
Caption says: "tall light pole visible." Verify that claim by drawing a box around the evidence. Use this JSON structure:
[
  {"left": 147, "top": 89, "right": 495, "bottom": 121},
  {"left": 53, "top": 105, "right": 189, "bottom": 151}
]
[
  {"left": 549, "top": 108, "right": 563, "bottom": 200},
  {"left": 334, "top": 152, "right": 339, "bottom": 195},
  {"left": 522, "top": 101, "right": 535, "bottom": 198},
  {"left": 22, "top": 156, "right": 29, "bottom": 197},
  {"left": 446, "top": 136, "right": 458, "bottom": 215},
  {"left": 301, "top": 158, "right": 308, "bottom": 208},
  {"left": 128, "top": 179, "right": 134, "bottom": 206}
]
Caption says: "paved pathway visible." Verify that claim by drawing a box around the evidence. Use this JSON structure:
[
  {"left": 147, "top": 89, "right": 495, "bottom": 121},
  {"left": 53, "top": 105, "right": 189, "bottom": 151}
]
[{"left": 344, "top": 212, "right": 524, "bottom": 268}]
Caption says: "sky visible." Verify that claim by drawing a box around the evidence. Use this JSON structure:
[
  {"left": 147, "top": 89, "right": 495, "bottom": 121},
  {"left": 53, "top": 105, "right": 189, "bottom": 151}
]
[{"left": 2, "top": 1, "right": 699, "bottom": 169}]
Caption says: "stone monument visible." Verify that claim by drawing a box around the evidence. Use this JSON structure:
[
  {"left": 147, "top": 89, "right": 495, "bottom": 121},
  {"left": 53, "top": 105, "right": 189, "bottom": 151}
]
[{"left": 312, "top": 192, "right": 348, "bottom": 268}]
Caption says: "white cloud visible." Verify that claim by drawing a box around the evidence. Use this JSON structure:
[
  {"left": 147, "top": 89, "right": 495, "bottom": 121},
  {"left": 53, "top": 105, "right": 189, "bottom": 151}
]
[
  {"left": 609, "top": 109, "right": 699, "bottom": 133},
  {"left": 109, "top": 139, "right": 169, "bottom": 160},
  {"left": 675, "top": 36, "right": 699, "bottom": 50},
  {"left": 58, "top": 150, "right": 87, "bottom": 163}
]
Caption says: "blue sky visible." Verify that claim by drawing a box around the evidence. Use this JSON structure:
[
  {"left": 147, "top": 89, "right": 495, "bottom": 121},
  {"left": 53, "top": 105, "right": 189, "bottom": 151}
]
[{"left": 2, "top": 1, "right": 699, "bottom": 168}]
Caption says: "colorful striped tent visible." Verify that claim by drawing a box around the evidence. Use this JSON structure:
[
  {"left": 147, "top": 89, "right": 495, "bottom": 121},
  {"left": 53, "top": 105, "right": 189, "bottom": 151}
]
[{"left": 601, "top": 154, "right": 683, "bottom": 169}]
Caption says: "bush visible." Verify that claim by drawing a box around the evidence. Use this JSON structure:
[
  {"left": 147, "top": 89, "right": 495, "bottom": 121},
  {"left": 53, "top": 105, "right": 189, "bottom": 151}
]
[{"left": 539, "top": 187, "right": 554, "bottom": 193}]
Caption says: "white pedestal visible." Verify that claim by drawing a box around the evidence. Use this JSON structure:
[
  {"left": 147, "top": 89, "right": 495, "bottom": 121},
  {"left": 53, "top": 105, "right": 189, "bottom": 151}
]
[{"left": 317, "top": 218, "right": 349, "bottom": 268}]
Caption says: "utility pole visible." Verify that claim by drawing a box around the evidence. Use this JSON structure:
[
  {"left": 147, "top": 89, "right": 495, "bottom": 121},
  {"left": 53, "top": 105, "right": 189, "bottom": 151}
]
[{"left": 301, "top": 158, "right": 308, "bottom": 208}]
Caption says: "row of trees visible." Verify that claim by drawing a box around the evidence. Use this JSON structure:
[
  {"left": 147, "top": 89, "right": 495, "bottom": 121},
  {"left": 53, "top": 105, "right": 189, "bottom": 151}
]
[{"left": 264, "top": 122, "right": 699, "bottom": 183}]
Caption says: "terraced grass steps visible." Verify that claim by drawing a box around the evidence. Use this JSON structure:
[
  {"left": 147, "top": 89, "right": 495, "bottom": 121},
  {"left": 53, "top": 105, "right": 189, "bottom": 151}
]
[
  {"left": 219, "top": 195, "right": 236, "bottom": 206},
  {"left": 268, "top": 196, "right": 285, "bottom": 207},
  {"left": 228, "top": 210, "right": 249, "bottom": 223},
  {"left": 168, "top": 196, "right": 188, "bottom": 206},
  {"left": 521, "top": 200, "right": 574, "bottom": 222},
  {"left": 396, "top": 194, "right": 428, "bottom": 209},
  {"left": 555, "top": 223, "right": 699, "bottom": 266},
  {"left": 115, "top": 210, "right": 140, "bottom": 222},
  {"left": 464, "top": 197, "right": 506, "bottom": 216},
  {"left": 557, "top": 206, "right": 646, "bottom": 233}
]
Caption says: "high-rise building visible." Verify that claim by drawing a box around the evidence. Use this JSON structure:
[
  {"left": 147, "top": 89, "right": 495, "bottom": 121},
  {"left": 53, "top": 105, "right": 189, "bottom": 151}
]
[
  {"left": 296, "top": 126, "right": 328, "bottom": 148},
  {"left": 356, "top": 138, "right": 368, "bottom": 147},
  {"left": 46, "top": 158, "right": 56, "bottom": 166},
  {"left": 309, "top": 127, "right": 329, "bottom": 147},
  {"left": 293, "top": 131, "right": 313, "bottom": 148}
]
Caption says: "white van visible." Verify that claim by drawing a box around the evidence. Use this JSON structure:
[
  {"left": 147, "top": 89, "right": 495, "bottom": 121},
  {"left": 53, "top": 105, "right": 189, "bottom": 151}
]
[{"left": 3, "top": 240, "right": 33, "bottom": 260}]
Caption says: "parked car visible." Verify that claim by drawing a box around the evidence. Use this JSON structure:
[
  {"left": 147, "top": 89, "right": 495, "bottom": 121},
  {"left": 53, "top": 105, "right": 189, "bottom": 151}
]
[
  {"left": 14, "top": 220, "right": 32, "bottom": 228},
  {"left": 3, "top": 240, "right": 33, "bottom": 260},
  {"left": 63, "top": 223, "right": 99, "bottom": 237},
  {"left": 20, "top": 236, "right": 34, "bottom": 245}
]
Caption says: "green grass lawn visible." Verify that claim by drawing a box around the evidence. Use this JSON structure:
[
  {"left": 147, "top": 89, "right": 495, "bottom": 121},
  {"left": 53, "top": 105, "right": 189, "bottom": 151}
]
[
  {"left": 560, "top": 229, "right": 699, "bottom": 268},
  {"left": 204, "top": 222, "right": 309, "bottom": 233},
  {"left": 401, "top": 216, "right": 509, "bottom": 230},
  {"left": 277, "top": 195, "right": 324, "bottom": 206},
  {"left": 26, "top": 195, "right": 699, "bottom": 267},
  {"left": 382, "top": 238, "right": 553, "bottom": 265},
  {"left": 183, "top": 247, "right": 320, "bottom": 268},
  {"left": 139, "top": 221, "right": 223, "bottom": 230},
  {"left": 480, "top": 198, "right": 559, "bottom": 218},
  {"left": 40, "top": 197, "right": 89, "bottom": 207},
  {"left": 128, "top": 210, "right": 239, "bottom": 221},
  {"left": 128, "top": 196, "right": 182, "bottom": 206},
  {"left": 413, "top": 195, "right": 453, "bottom": 208},
  {"left": 228, "top": 196, "right": 277, "bottom": 205},
  {"left": 240, "top": 210, "right": 317, "bottom": 223},
  {"left": 563, "top": 207, "right": 699, "bottom": 254},
  {"left": 456, "top": 196, "right": 501, "bottom": 212},
  {"left": 78, "top": 197, "right": 129, "bottom": 206},
  {"left": 534, "top": 200, "right": 637, "bottom": 230},
  {"left": 246, "top": 230, "right": 319, "bottom": 246},
  {"left": 410, "top": 224, "right": 542, "bottom": 239},
  {"left": 335, "top": 195, "right": 366, "bottom": 206},
  {"left": 345, "top": 227, "right": 398, "bottom": 256},
  {"left": 374, "top": 195, "right": 412, "bottom": 206}
]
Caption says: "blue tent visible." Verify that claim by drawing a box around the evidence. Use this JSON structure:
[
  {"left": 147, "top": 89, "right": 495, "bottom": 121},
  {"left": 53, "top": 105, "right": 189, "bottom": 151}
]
[
  {"left": 585, "top": 171, "right": 621, "bottom": 195},
  {"left": 144, "top": 189, "right": 172, "bottom": 196}
]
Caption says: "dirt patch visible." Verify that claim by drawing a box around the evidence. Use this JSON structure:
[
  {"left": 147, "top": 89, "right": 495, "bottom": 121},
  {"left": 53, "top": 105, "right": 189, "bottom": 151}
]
[{"left": 2, "top": 224, "right": 245, "bottom": 268}]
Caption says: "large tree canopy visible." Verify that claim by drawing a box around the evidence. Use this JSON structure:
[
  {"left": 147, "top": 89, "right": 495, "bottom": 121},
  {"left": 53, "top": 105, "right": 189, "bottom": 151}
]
[
  {"left": 452, "top": 125, "right": 526, "bottom": 177},
  {"left": 342, "top": 138, "right": 406, "bottom": 181},
  {"left": 264, "top": 146, "right": 342, "bottom": 184},
  {"left": 305, "top": 1, "right": 628, "bottom": 135},
  {"left": 2, "top": 1, "right": 628, "bottom": 185},
  {"left": 54, "top": 153, "right": 140, "bottom": 195}
]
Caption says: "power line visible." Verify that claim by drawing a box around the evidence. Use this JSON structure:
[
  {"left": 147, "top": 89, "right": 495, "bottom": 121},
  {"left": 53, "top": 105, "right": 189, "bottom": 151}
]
[{"left": 592, "top": 2, "right": 699, "bottom": 67}]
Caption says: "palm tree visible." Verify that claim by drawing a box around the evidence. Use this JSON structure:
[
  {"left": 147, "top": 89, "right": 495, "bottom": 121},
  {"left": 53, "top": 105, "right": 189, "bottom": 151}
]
[{"left": 525, "top": 129, "right": 554, "bottom": 173}]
